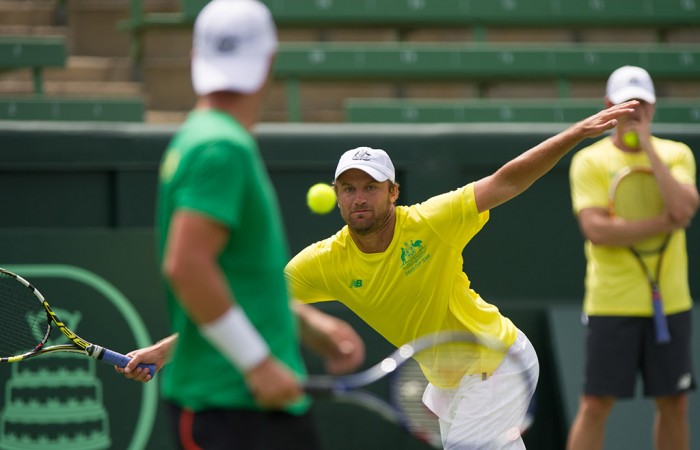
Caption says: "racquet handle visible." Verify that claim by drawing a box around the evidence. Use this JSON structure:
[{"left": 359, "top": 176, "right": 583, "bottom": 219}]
[
  {"left": 651, "top": 299, "right": 671, "bottom": 344},
  {"left": 101, "top": 348, "right": 157, "bottom": 377},
  {"left": 303, "top": 377, "right": 341, "bottom": 396}
]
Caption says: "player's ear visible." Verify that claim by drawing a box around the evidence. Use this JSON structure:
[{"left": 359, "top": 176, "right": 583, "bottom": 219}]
[{"left": 389, "top": 182, "right": 400, "bottom": 203}]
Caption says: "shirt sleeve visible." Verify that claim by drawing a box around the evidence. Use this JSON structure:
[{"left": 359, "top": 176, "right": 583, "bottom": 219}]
[
  {"left": 173, "top": 142, "right": 247, "bottom": 228},
  {"left": 414, "top": 183, "right": 490, "bottom": 250},
  {"left": 668, "top": 141, "right": 697, "bottom": 186},
  {"left": 569, "top": 151, "right": 609, "bottom": 215},
  {"left": 285, "top": 243, "right": 336, "bottom": 304}
]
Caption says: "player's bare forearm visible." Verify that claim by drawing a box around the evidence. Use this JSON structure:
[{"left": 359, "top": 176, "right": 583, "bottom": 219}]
[
  {"left": 294, "top": 302, "right": 365, "bottom": 374},
  {"left": 642, "top": 140, "right": 700, "bottom": 223},
  {"left": 475, "top": 101, "right": 638, "bottom": 212},
  {"left": 117, "top": 333, "right": 178, "bottom": 382},
  {"left": 578, "top": 207, "right": 681, "bottom": 247},
  {"left": 245, "top": 357, "right": 303, "bottom": 409},
  {"left": 164, "top": 210, "right": 237, "bottom": 324}
]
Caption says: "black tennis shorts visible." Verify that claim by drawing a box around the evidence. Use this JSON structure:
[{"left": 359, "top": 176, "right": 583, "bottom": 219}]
[
  {"left": 168, "top": 403, "right": 322, "bottom": 450},
  {"left": 584, "top": 310, "right": 696, "bottom": 398}
]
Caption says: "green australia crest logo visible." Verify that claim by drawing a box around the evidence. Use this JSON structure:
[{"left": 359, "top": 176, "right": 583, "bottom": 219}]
[{"left": 400, "top": 239, "right": 430, "bottom": 275}]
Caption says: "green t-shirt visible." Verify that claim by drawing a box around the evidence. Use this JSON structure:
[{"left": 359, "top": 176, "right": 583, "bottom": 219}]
[{"left": 157, "top": 109, "right": 309, "bottom": 413}]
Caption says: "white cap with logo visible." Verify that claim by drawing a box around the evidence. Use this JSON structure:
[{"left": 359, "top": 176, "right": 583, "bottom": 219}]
[
  {"left": 191, "top": 0, "right": 278, "bottom": 96},
  {"left": 606, "top": 65, "right": 656, "bottom": 105},
  {"left": 335, "top": 147, "right": 396, "bottom": 183}
]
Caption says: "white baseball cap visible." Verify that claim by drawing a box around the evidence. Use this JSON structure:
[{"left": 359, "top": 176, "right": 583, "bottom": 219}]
[
  {"left": 606, "top": 65, "right": 656, "bottom": 105},
  {"left": 191, "top": 0, "right": 278, "bottom": 96},
  {"left": 335, "top": 147, "right": 396, "bottom": 183}
]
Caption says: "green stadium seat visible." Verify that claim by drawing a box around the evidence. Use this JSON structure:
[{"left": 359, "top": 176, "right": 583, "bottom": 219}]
[
  {"left": 0, "top": 37, "right": 144, "bottom": 122},
  {"left": 0, "top": 37, "right": 67, "bottom": 95},
  {"left": 273, "top": 43, "right": 700, "bottom": 121},
  {"left": 274, "top": 43, "right": 700, "bottom": 80},
  {"left": 118, "top": 0, "right": 209, "bottom": 33},
  {"left": 118, "top": 0, "right": 700, "bottom": 71},
  {"left": 116, "top": 0, "right": 699, "bottom": 121},
  {"left": 344, "top": 99, "right": 700, "bottom": 124},
  {"left": 0, "top": 98, "right": 145, "bottom": 122},
  {"left": 263, "top": 0, "right": 700, "bottom": 27},
  {"left": 121, "top": 0, "right": 700, "bottom": 31}
]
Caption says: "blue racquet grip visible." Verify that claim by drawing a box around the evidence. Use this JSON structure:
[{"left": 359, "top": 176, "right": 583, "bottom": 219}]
[
  {"left": 101, "top": 348, "right": 157, "bottom": 377},
  {"left": 652, "top": 300, "right": 671, "bottom": 344}
]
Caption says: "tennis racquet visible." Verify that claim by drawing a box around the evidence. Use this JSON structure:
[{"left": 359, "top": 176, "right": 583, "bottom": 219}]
[
  {"left": 304, "top": 331, "right": 536, "bottom": 448},
  {"left": 0, "top": 267, "right": 156, "bottom": 376},
  {"left": 609, "top": 166, "right": 672, "bottom": 344}
]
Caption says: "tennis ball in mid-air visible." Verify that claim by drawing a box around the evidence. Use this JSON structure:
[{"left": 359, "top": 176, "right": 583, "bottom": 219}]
[
  {"left": 622, "top": 131, "right": 639, "bottom": 149},
  {"left": 307, "top": 183, "right": 337, "bottom": 214}
]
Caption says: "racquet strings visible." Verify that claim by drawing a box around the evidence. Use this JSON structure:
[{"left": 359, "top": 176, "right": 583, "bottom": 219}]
[
  {"left": 393, "top": 358, "right": 441, "bottom": 447},
  {"left": 391, "top": 335, "right": 508, "bottom": 448},
  {"left": 0, "top": 271, "right": 51, "bottom": 357},
  {"left": 612, "top": 171, "right": 666, "bottom": 252}
]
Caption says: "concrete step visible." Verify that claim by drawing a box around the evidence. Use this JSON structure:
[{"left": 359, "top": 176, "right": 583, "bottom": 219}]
[
  {"left": 0, "top": 25, "right": 66, "bottom": 37},
  {"left": 0, "top": 79, "right": 142, "bottom": 97},
  {"left": 1, "top": 56, "right": 134, "bottom": 83},
  {"left": 0, "top": 0, "right": 58, "bottom": 27},
  {"left": 142, "top": 28, "right": 192, "bottom": 59},
  {"left": 48, "top": 56, "right": 133, "bottom": 82},
  {"left": 145, "top": 110, "right": 187, "bottom": 123},
  {"left": 142, "top": 56, "right": 191, "bottom": 110},
  {"left": 65, "top": 0, "right": 183, "bottom": 58},
  {"left": 67, "top": 0, "right": 131, "bottom": 57}
]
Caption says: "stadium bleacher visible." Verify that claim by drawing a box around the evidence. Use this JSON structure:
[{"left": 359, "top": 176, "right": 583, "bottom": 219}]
[
  {"left": 3, "top": 0, "right": 697, "bottom": 122},
  {"left": 0, "top": 43, "right": 144, "bottom": 121},
  {"left": 0, "top": 97, "right": 145, "bottom": 122},
  {"left": 345, "top": 98, "right": 700, "bottom": 124},
  {"left": 120, "top": 0, "right": 700, "bottom": 43},
  {"left": 0, "top": 36, "right": 66, "bottom": 95},
  {"left": 274, "top": 44, "right": 700, "bottom": 80},
  {"left": 273, "top": 43, "right": 700, "bottom": 121},
  {"left": 260, "top": 0, "right": 700, "bottom": 28},
  {"left": 114, "top": 0, "right": 700, "bottom": 122},
  {"left": 0, "top": 3, "right": 144, "bottom": 122}
]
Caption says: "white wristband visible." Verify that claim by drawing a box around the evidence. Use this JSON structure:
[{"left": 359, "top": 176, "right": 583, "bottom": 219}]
[{"left": 199, "top": 306, "right": 270, "bottom": 372}]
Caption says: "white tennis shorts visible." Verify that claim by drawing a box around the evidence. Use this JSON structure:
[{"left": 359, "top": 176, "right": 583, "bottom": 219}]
[{"left": 422, "top": 329, "right": 540, "bottom": 450}]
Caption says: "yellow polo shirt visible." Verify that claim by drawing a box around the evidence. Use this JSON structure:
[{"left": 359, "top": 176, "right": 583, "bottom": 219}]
[
  {"left": 286, "top": 183, "right": 517, "bottom": 387},
  {"left": 570, "top": 135, "right": 695, "bottom": 316}
]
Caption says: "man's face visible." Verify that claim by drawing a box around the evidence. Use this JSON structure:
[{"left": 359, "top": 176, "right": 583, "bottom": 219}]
[
  {"left": 334, "top": 169, "right": 397, "bottom": 235},
  {"left": 612, "top": 99, "right": 655, "bottom": 135}
]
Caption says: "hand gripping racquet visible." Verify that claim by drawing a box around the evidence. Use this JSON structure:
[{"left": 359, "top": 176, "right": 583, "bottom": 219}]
[
  {"left": 609, "top": 167, "right": 672, "bottom": 343},
  {"left": 0, "top": 267, "right": 156, "bottom": 376}
]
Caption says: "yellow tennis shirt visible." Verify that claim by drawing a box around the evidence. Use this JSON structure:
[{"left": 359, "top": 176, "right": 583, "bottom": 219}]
[
  {"left": 569, "top": 135, "right": 696, "bottom": 316},
  {"left": 286, "top": 183, "right": 517, "bottom": 387}
]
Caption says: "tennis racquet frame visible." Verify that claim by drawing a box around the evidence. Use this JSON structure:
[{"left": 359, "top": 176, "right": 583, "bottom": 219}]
[
  {"left": 304, "top": 331, "right": 536, "bottom": 448},
  {"left": 0, "top": 267, "right": 156, "bottom": 375},
  {"left": 609, "top": 167, "right": 672, "bottom": 344}
]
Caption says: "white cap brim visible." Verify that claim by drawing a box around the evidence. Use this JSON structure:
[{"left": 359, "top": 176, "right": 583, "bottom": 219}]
[
  {"left": 335, "top": 164, "right": 391, "bottom": 182},
  {"left": 608, "top": 86, "right": 656, "bottom": 105},
  {"left": 192, "top": 52, "right": 272, "bottom": 96}
]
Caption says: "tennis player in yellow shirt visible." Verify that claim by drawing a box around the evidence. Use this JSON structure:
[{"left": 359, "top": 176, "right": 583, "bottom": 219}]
[
  {"left": 285, "top": 102, "right": 638, "bottom": 449},
  {"left": 567, "top": 66, "right": 698, "bottom": 450}
]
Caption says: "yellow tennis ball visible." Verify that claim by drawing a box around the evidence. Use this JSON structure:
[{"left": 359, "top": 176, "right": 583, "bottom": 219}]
[
  {"left": 623, "top": 131, "right": 639, "bottom": 149},
  {"left": 307, "top": 183, "right": 336, "bottom": 215}
]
